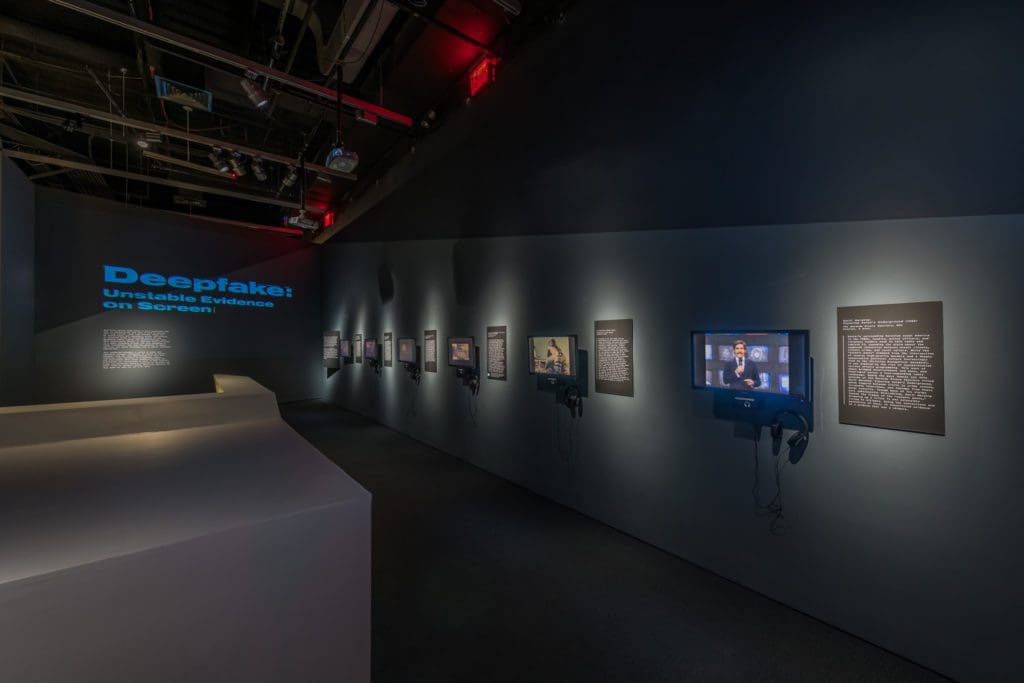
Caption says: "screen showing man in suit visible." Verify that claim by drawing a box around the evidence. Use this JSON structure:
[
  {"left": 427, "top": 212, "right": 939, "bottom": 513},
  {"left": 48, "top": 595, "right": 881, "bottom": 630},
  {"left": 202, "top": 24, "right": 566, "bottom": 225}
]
[
  {"left": 692, "top": 331, "right": 804, "bottom": 396},
  {"left": 723, "top": 340, "right": 761, "bottom": 389}
]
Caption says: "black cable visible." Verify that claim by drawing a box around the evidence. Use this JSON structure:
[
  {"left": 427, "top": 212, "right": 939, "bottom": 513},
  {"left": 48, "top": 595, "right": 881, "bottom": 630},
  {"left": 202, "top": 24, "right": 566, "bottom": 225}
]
[
  {"left": 467, "top": 386, "right": 479, "bottom": 426},
  {"left": 752, "top": 433, "right": 788, "bottom": 535}
]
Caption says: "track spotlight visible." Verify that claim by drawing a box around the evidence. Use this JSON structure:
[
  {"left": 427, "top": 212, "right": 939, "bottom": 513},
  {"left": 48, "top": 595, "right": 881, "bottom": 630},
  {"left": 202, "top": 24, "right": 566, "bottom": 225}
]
[
  {"left": 61, "top": 115, "right": 84, "bottom": 133},
  {"left": 228, "top": 152, "right": 247, "bottom": 177},
  {"left": 251, "top": 157, "right": 268, "bottom": 182},
  {"left": 239, "top": 74, "right": 270, "bottom": 109},
  {"left": 282, "top": 167, "right": 299, "bottom": 187},
  {"left": 208, "top": 148, "right": 230, "bottom": 174}
]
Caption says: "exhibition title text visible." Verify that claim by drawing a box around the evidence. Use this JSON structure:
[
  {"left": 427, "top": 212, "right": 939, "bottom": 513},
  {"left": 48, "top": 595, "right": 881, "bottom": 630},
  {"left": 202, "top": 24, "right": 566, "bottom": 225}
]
[{"left": 101, "top": 265, "right": 292, "bottom": 315}]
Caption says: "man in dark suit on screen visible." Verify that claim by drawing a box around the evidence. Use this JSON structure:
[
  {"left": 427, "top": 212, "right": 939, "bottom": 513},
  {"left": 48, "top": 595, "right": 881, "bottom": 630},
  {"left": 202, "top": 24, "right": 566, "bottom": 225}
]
[{"left": 723, "top": 340, "right": 761, "bottom": 389}]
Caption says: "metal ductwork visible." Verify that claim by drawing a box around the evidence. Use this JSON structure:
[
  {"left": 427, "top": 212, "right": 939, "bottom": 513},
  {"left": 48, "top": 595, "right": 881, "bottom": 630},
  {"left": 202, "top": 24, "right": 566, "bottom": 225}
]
[
  {"left": 260, "top": 0, "right": 399, "bottom": 81},
  {"left": 46, "top": 0, "right": 413, "bottom": 126}
]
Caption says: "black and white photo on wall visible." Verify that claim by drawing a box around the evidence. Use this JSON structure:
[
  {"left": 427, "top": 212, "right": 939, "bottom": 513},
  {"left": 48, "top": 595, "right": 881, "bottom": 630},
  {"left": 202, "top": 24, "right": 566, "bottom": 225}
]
[
  {"left": 424, "top": 330, "right": 438, "bottom": 373},
  {"left": 487, "top": 326, "right": 507, "bottom": 380},
  {"left": 594, "top": 319, "right": 634, "bottom": 397},
  {"left": 323, "top": 331, "right": 341, "bottom": 369},
  {"left": 355, "top": 334, "right": 363, "bottom": 363},
  {"left": 838, "top": 301, "right": 945, "bottom": 435},
  {"left": 383, "top": 332, "right": 393, "bottom": 368}
]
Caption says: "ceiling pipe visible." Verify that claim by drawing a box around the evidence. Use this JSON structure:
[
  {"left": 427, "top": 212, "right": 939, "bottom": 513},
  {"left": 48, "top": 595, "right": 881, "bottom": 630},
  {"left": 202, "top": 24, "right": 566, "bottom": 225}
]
[
  {"left": 282, "top": 0, "right": 319, "bottom": 74},
  {"left": 4, "top": 149, "right": 304, "bottom": 209},
  {"left": 46, "top": 0, "right": 414, "bottom": 127},
  {"left": 0, "top": 86, "right": 356, "bottom": 181},
  {"left": 0, "top": 16, "right": 128, "bottom": 69}
]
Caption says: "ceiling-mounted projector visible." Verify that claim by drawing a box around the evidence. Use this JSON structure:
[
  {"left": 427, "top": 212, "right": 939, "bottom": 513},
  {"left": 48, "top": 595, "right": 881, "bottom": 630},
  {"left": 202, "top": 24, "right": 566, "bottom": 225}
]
[
  {"left": 325, "top": 144, "right": 359, "bottom": 173},
  {"left": 493, "top": 0, "right": 521, "bottom": 15},
  {"left": 287, "top": 211, "right": 320, "bottom": 231}
]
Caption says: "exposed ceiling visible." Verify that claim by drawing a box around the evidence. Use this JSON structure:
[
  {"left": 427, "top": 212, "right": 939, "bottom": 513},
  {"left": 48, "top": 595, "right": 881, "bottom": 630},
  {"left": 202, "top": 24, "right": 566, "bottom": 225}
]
[{"left": 0, "top": 0, "right": 567, "bottom": 237}]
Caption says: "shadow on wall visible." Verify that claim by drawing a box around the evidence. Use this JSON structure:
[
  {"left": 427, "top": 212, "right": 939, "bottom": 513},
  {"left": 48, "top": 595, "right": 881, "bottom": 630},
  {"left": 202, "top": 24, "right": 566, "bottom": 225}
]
[
  {"left": 453, "top": 240, "right": 485, "bottom": 308},
  {"left": 377, "top": 263, "right": 395, "bottom": 303}
]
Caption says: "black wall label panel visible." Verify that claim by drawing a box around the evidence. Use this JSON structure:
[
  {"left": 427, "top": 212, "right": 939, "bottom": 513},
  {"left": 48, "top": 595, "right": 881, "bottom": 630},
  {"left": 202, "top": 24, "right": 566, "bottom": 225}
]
[
  {"left": 355, "top": 334, "right": 362, "bottom": 363},
  {"left": 838, "top": 301, "right": 945, "bottom": 435},
  {"left": 424, "top": 330, "right": 437, "bottom": 373},
  {"left": 323, "top": 331, "right": 340, "bottom": 369},
  {"left": 595, "top": 319, "right": 634, "bottom": 397},
  {"left": 487, "top": 326, "right": 507, "bottom": 380}
]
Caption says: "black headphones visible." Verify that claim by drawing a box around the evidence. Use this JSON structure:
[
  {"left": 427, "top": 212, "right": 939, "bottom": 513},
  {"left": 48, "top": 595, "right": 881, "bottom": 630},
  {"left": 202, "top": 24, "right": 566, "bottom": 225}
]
[
  {"left": 770, "top": 409, "right": 809, "bottom": 451},
  {"left": 564, "top": 385, "right": 583, "bottom": 418}
]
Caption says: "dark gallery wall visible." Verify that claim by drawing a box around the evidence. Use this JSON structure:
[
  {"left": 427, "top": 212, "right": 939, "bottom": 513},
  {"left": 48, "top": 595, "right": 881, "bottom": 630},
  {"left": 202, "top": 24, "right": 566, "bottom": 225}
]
[
  {"left": 322, "top": 1, "right": 1024, "bottom": 681},
  {"left": 0, "top": 157, "right": 36, "bottom": 405},
  {"left": 32, "top": 187, "right": 322, "bottom": 404}
]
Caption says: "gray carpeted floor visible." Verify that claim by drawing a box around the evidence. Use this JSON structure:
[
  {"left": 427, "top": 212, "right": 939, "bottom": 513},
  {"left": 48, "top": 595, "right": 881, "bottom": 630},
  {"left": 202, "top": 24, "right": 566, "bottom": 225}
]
[{"left": 282, "top": 401, "right": 948, "bottom": 683}]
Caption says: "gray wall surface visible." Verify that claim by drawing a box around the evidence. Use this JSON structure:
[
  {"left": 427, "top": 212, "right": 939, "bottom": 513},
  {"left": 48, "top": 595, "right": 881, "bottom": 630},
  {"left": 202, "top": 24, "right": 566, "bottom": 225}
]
[
  {"left": 0, "top": 157, "right": 35, "bottom": 405},
  {"left": 32, "top": 188, "right": 322, "bottom": 404},
  {"left": 322, "top": 217, "right": 1024, "bottom": 681}
]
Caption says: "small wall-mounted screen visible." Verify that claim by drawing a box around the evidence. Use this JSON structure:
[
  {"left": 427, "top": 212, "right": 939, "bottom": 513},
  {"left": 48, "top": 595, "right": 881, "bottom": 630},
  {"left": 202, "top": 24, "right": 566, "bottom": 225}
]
[
  {"left": 527, "top": 335, "right": 578, "bottom": 378},
  {"left": 692, "top": 330, "right": 809, "bottom": 398},
  {"left": 398, "top": 338, "right": 416, "bottom": 364},
  {"left": 364, "top": 338, "right": 378, "bottom": 361},
  {"left": 340, "top": 339, "right": 352, "bottom": 359},
  {"left": 448, "top": 337, "right": 475, "bottom": 368}
]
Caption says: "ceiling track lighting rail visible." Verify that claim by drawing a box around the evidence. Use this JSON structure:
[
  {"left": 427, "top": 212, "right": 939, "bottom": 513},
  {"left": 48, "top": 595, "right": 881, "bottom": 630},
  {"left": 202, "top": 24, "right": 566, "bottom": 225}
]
[
  {"left": 3, "top": 150, "right": 304, "bottom": 210},
  {"left": 46, "top": 0, "right": 414, "bottom": 128},
  {"left": 0, "top": 86, "right": 356, "bottom": 181}
]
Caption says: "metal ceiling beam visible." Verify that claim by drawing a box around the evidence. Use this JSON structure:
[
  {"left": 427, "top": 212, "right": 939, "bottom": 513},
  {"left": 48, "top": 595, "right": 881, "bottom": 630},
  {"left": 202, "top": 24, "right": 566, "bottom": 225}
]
[
  {"left": 4, "top": 149, "right": 303, "bottom": 210},
  {"left": 0, "top": 16, "right": 129, "bottom": 69},
  {"left": 46, "top": 0, "right": 414, "bottom": 127},
  {"left": 0, "top": 86, "right": 356, "bottom": 181},
  {"left": 143, "top": 150, "right": 241, "bottom": 179}
]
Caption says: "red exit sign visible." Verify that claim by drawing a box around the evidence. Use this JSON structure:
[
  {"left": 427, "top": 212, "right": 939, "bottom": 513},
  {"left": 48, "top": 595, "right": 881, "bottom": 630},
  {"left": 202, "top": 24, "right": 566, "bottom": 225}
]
[{"left": 469, "top": 57, "right": 498, "bottom": 97}]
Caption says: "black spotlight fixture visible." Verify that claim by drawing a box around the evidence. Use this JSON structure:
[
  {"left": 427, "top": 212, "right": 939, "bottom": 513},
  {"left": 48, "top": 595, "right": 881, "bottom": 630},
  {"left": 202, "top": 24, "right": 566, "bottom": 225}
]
[
  {"left": 282, "top": 167, "right": 299, "bottom": 187},
  {"left": 228, "top": 152, "right": 247, "bottom": 177},
  {"left": 208, "top": 148, "right": 230, "bottom": 174},
  {"left": 61, "top": 115, "right": 84, "bottom": 133},
  {"left": 239, "top": 71, "right": 270, "bottom": 109},
  {"left": 251, "top": 157, "right": 268, "bottom": 182}
]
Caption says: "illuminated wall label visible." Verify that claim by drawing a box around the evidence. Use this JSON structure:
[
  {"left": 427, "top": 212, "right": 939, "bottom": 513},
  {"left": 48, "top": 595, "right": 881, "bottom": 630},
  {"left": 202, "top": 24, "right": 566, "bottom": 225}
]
[
  {"left": 102, "top": 328, "right": 171, "bottom": 370},
  {"left": 424, "top": 330, "right": 438, "bottom": 373},
  {"left": 595, "top": 319, "right": 634, "bottom": 397},
  {"left": 838, "top": 301, "right": 945, "bottom": 435},
  {"left": 100, "top": 264, "right": 293, "bottom": 314},
  {"left": 323, "top": 331, "right": 341, "bottom": 369},
  {"left": 383, "top": 332, "right": 393, "bottom": 368},
  {"left": 487, "top": 326, "right": 507, "bottom": 380}
]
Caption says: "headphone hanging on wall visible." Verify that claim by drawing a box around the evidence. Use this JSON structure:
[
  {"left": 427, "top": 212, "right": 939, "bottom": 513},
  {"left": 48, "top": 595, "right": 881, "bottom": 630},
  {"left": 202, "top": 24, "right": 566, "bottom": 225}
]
[
  {"left": 770, "top": 409, "right": 809, "bottom": 452},
  {"left": 564, "top": 385, "right": 583, "bottom": 418}
]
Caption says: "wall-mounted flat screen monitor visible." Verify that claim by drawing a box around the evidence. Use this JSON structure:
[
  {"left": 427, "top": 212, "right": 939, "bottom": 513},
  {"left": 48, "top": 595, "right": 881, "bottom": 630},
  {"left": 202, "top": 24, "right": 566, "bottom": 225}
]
[
  {"left": 364, "top": 338, "right": 378, "bottom": 361},
  {"left": 448, "top": 337, "right": 475, "bottom": 368},
  {"left": 527, "top": 335, "right": 578, "bottom": 378},
  {"left": 398, "top": 338, "right": 417, "bottom": 364},
  {"left": 340, "top": 339, "right": 352, "bottom": 359},
  {"left": 692, "top": 330, "right": 809, "bottom": 398}
]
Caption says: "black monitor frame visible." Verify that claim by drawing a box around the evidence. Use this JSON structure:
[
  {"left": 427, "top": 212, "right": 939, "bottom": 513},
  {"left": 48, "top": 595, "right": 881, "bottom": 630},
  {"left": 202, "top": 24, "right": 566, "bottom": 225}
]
[
  {"left": 447, "top": 336, "right": 476, "bottom": 369},
  {"left": 364, "top": 337, "right": 379, "bottom": 362},
  {"left": 526, "top": 334, "right": 579, "bottom": 381},
  {"left": 691, "top": 329, "right": 813, "bottom": 431},
  {"left": 397, "top": 337, "right": 417, "bottom": 365}
]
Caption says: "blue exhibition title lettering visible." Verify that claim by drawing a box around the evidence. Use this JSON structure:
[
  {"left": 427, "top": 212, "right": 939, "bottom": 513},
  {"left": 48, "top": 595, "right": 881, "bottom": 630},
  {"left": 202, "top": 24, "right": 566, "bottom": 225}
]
[{"left": 101, "top": 264, "right": 293, "bottom": 315}]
